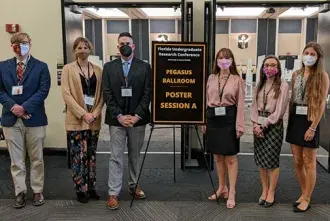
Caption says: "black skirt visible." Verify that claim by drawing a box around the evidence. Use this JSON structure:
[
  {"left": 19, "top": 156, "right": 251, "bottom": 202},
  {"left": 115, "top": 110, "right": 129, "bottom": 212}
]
[
  {"left": 254, "top": 120, "right": 283, "bottom": 169},
  {"left": 286, "top": 104, "right": 319, "bottom": 148},
  {"left": 206, "top": 105, "right": 240, "bottom": 156}
]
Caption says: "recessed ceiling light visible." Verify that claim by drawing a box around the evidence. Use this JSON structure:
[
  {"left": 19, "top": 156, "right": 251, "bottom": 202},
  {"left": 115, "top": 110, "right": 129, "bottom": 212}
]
[
  {"left": 279, "top": 7, "right": 319, "bottom": 17},
  {"left": 140, "top": 8, "right": 181, "bottom": 17},
  {"left": 216, "top": 7, "right": 265, "bottom": 17},
  {"left": 84, "top": 8, "right": 129, "bottom": 18}
]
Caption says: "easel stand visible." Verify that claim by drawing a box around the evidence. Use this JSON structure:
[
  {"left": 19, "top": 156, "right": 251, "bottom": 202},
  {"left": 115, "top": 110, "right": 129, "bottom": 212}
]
[{"left": 130, "top": 124, "right": 219, "bottom": 207}]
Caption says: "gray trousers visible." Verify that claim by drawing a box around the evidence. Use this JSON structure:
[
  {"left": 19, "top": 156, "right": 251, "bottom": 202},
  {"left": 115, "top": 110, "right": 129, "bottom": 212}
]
[{"left": 108, "top": 125, "right": 146, "bottom": 196}]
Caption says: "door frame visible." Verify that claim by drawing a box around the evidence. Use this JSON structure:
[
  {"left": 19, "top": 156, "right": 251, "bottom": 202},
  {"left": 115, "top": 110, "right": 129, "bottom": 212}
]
[{"left": 61, "top": 1, "right": 185, "bottom": 65}]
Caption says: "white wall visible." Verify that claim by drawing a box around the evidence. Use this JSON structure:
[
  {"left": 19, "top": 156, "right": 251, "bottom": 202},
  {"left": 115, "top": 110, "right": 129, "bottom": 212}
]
[{"left": 0, "top": 0, "right": 66, "bottom": 148}]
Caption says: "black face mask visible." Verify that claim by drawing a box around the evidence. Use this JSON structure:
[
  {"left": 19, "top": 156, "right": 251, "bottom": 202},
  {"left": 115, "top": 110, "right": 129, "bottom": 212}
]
[{"left": 119, "top": 45, "right": 132, "bottom": 57}]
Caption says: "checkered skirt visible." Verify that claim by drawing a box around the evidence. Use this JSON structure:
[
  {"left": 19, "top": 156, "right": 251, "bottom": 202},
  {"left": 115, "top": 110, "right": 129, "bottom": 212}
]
[{"left": 254, "top": 121, "right": 284, "bottom": 169}]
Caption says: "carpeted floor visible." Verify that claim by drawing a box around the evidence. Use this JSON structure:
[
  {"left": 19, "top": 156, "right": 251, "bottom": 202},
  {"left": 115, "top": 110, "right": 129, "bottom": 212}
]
[{"left": 0, "top": 154, "right": 330, "bottom": 204}]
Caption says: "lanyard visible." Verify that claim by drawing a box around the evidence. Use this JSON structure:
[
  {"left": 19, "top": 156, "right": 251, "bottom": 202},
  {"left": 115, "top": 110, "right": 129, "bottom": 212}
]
[
  {"left": 218, "top": 74, "right": 230, "bottom": 102},
  {"left": 77, "top": 61, "right": 91, "bottom": 95},
  {"left": 262, "top": 82, "right": 275, "bottom": 111}
]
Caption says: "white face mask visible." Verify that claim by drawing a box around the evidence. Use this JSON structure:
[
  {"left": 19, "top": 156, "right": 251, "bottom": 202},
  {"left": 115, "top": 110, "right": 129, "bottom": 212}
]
[{"left": 303, "top": 55, "right": 317, "bottom": 67}]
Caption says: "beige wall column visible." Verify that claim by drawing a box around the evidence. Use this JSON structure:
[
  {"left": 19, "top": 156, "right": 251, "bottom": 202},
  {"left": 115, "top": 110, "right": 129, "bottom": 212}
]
[
  {"left": 0, "top": 0, "right": 65, "bottom": 149},
  {"left": 192, "top": 0, "right": 205, "bottom": 41}
]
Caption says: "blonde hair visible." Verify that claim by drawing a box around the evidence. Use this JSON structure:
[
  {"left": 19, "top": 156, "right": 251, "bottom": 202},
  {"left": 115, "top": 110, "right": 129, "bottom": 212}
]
[
  {"left": 10, "top": 32, "right": 31, "bottom": 44},
  {"left": 300, "top": 42, "right": 326, "bottom": 122}
]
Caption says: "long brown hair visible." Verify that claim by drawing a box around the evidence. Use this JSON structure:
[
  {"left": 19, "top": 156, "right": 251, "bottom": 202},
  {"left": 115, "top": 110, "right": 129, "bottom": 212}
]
[
  {"left": 256, "top": 55, "right": 282, "bottom": 101},
  {"left": 300, "top": 42, "right": 326, "bottom": 122},
  {"left": 212, "top": 48, "right": 240, "bottom": 76}
]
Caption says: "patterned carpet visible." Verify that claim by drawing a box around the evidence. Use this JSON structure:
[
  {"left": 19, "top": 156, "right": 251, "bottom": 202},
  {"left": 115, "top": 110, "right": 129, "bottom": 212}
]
[{"left": 0, "top": 153, "right": 330, "bottom": 220}]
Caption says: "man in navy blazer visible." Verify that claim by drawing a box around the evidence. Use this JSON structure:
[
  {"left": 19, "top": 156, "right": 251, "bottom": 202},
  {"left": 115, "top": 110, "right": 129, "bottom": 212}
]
[{"left": 0, "top": 32, "right": 51, "bottom": 209}]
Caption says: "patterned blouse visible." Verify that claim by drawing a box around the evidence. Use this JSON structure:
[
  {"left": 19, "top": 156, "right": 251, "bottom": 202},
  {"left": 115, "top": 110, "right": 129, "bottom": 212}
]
[{"left": 293, "top": 72, "right": 307, "bottom": 105}]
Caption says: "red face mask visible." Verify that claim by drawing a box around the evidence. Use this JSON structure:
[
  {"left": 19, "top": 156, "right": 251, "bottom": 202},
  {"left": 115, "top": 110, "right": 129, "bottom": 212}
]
[{"left": 13, "top": 44, "right": 21, "bottom": 56}]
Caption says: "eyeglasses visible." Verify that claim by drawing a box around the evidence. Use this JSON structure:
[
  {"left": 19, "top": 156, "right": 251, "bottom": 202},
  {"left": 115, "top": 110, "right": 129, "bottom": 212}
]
[{"left": 13, "top": 41, "right": 30, "bottom": 45}]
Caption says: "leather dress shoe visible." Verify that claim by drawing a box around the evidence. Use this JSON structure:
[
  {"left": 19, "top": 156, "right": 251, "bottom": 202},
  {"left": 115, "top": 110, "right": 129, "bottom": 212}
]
[
  {"left": 33, "top": 193, "right": 45, "bottom": 206},
  {"left": 129, "top": 186, "right": 147, "bottom": 199},
  {"left": 13, "top": 192, "right": 27, "bottom": 209},
  {"left": 107, "top": 195, "right": 119, "bottom": 210}
]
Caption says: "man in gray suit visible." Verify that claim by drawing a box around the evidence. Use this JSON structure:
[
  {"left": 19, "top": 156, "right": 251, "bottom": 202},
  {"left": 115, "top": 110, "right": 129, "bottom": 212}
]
[{"left": 102, "top": 32, "right": 151, "bottom": 210}]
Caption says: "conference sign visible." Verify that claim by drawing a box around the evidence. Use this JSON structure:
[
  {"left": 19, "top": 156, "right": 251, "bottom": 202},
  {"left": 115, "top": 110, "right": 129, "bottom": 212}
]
[{"left": 151, "top": 41, "right": 206, "bottom": 124}]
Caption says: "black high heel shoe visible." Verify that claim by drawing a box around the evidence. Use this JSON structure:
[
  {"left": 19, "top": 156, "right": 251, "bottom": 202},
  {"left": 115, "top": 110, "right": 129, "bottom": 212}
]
[
  {"left": 294, "top": 202, "right": 311, "bottom": 212},
  {"left": 264, "top": 200, "right": 275, "bottom": 208},
  {"left": 258, "top": 198, "right": 266, "bottom": 205},
  {"left": 293, "top": 201, "right": 301, "bottom": 207},
  {"left": 88, "top": 190, "right": 100, "bottom": 200}
]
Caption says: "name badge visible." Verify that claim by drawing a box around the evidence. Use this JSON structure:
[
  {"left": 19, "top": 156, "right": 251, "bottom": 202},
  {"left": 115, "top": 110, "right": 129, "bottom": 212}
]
[
  {"left": 84, "top": 95, "right": 95, "bottom": 106},
  {"left": 215, "top": 107, "right": 226, "bottom": 116},
  {"left": 12, "top": 85, "right": 23, "bottom": 95},
  {"left": 296, "top": 106, "right": 308, "bottom": 115},
  {"left": 121, "top": 86, "right": 132, "bottom": 97},
  {"left": 258, "top": 116, "right": 268, "bottom": 125}
]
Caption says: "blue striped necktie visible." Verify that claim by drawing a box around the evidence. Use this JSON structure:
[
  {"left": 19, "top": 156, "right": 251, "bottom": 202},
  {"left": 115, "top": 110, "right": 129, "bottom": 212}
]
[{"left": 123, "top": 62, "right": 129, "bottom": 77}]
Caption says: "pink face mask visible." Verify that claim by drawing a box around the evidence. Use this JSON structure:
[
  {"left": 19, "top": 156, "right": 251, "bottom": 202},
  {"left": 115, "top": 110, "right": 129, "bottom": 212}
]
[
  {"left": 217, "top": 58, "right": 232, "bottom": 70},
  {"left": 263, "top": 67, "right": 278, "bottom": 78}
]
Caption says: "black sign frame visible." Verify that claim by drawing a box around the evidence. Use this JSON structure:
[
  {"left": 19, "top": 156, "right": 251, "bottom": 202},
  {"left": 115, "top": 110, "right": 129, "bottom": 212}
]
[{"left": 151, "top": 41, "right": 206, "bottom": 125}]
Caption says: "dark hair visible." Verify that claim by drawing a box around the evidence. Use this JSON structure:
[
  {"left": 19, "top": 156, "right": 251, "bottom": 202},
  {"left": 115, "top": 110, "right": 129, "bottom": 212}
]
[
  {"left": 212, "top": 48, "right": 239, "bottom": 76},
  {"left": 118, "top": 32, "right": 133, "bottom": 40},
  {"left": 256, "top": 55, "right": 282, "bottom": 101}
]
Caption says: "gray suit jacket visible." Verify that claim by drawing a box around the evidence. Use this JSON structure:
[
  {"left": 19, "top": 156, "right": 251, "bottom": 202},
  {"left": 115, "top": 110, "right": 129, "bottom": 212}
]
[{"left": 102, "top": 57, "right": 151, "bottom": 127}]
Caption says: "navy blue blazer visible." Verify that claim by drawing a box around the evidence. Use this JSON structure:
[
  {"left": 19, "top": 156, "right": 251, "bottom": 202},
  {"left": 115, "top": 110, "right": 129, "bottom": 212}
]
[{"left": 0, "top": 56, "right": 51, "bottom": 127}]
